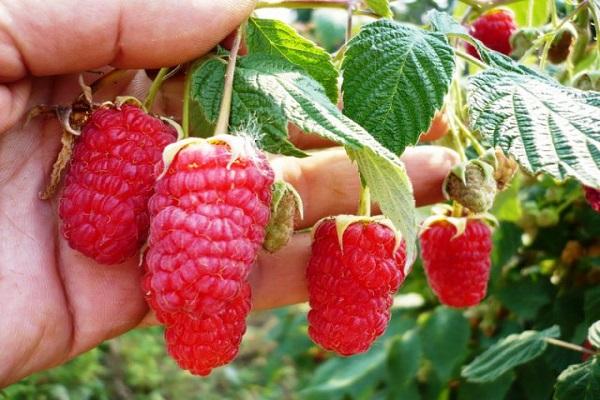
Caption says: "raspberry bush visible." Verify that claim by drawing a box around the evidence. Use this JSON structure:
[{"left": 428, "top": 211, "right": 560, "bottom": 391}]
[{"left": 6, "top": 0, "right": 600, "bottom": 398}]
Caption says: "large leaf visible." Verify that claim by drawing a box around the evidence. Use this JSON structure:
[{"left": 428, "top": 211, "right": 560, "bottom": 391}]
[
  {"left": 420, "top": 307, "right": 470, "bottom": 382},
  {"left": 387, "top": 329, "right": 422, "bottom": 387},
  {"left": 365, "top": 0, "right": 392, "bottom": 18},
  {"left": 191, "top": 55, "right": 418, "bottom": 258},
  {"left": 342, "top": 19, "right": 455, "bottom": 155},
  {"left": 300, "top": 345, "right": 387, "bottom": 400},
  {"left": 589, "top": 321, "right": 600, "bottom": 348},
  {"left": 246, "top": 17, "right": 339, "bottom": 102},
  {"left": 348, "top": 147, "right": 417, "bottom": 271},
  {"left": 462, "top": 326, "right": 561, "bottom": 383},
  {"left": 554, "top": 359, "right": 600, "bottom": 400},
  {"left": 468, "top": 68, "right": 600, "bottom": 187}
]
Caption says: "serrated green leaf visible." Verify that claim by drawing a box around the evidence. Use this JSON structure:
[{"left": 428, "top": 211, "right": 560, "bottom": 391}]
[
  {"left": 468, "top": 68, "right": 600, "bottom": 187},
  {"left": 462, "top": 326, "right": 561, "bottom": 383},
  {"left": 365, "top": 0, "right": 392, "bottom": 18},
  {"left": 190, "top": 57, "right": 308, "bottom": 157},
  {"left": 589, "top": 321, "right": 600, "bottom": 348},
  {"left": 246, "top": 17, "right": 339, "bottom": 102},
  {"left": 554, "top": 359, "right": 600, "bottom": 400},
  {"left": 347, "top": 146, "right": 417, "bottom": 271},
  {"left": 191, "top": 54, "right": 418, "bottom": 254},
  {"left": 420, "top": 307, "right": 470, "bottom": 382},
  {"left": 342, "top": 19, "right": 455, "bottom": 155},
  {"left": 387, "top": 330, "right": 422, "bottom": 387}
]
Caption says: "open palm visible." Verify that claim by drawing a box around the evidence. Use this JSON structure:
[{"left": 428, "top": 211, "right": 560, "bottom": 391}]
[{"left": 0, "top": 0, "right": 458, "bottom": 386}]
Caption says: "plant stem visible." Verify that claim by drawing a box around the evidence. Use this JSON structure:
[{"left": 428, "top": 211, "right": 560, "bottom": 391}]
[
  {"left": 545, "top": 338, "right": 597, "bottom": 355},
  {"left": 345, "top": 0, "right": 354, "bottom": 43},
  {"left": 182, "top": 65, "right": 193, "bottom": 139},
  {"left": 215, "top": 27, "right": 244, "bottom": 136},
  {"left": 454, "top": 48, "right": 488, "bottom": 69},
  {"left": 527, "top": 0, "right": 534, "bottom": 27},
  {"left": 256, "top": 1, "right": 378, "bottom": 17},
  {"left": 143, "top": 67, "right": 169, "bottom": 111},
  {"left": 357, "top": 183, "right": 371, "bottom": 217},
  {"left": 454, "top": 116, "right": 485, "bottom": 156}
]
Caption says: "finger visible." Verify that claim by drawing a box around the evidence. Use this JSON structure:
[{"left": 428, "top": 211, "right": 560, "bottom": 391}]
[
  {"left": 272, "top": 146, "right": 459, "bottom": 229},
  {"left": 251, "top": 233, "right": 311, "bottom": 310},
  {"left": 0, "top": 0, "right": 256, "bottom": 82}
]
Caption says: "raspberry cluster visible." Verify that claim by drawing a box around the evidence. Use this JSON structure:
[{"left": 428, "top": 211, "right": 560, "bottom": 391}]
[
  {"left": 59, "top": 105, "right": 177, "bottom": 264},
  {"left": 307, "top": 219, "right": 407, "bottom": 355},
  {"left": 143, "top": 138, "right": 274, "bottom": 374}
]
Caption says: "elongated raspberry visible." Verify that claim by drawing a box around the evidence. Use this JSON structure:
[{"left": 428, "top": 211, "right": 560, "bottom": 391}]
[
  {"left": 58, "top": 105, "right": 177, "bottom": 264},
  {"left": 307, "top": 219, "right": 407, "bottom": 356},
  {"left": 144, "top": 137, "right": 274, "bottom": 317},
  {"left": 584, "top": 186, "right": 600, "bottom": 213},
  {"left": 420, "top": 219, "right": 492, "bottom": 308},
  {"left": 164, "top": 284, "right": 251, "bottom": 376},
  {"left": 467, "top": 10, "right": 516, "bottom": 58}
]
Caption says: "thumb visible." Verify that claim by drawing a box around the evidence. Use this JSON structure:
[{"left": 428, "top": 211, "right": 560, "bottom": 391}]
[{"left": 0, "top": 0, "right": 256, "bottom": 82}]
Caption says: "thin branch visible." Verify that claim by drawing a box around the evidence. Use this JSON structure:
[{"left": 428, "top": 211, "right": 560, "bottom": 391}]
[
  {"left": 215, "top": 27, "right": 244, "bottom": 136},
  {"left": 545, "top": 337, "right": 597, "bottom": 355}
]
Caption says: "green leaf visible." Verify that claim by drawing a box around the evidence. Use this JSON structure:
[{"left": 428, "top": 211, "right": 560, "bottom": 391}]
[
  {"left": 468, "top": 68, "right": 600, "bottom": 187},
  {"left": 387, "top": 330, "right": 422, "bottom": 387},
  {"left": 554, "top": 359, "right": 600, "bottom": 400},
  {"left": 365, "top": 0, "right": 392, "bottom": 18},
  {"left": 300, "top": 346, "right": 387, "bottom": 400},
  {"left": 496, "top": 278, "right": 552, "bottom": 320},
  {"left": 246, "top": 17, "right": 339, "bottom": 102},
  {"left": 420, "top": 307, "right": 470, "bottom": 382},
  {"left": 192, "top": 55, "right": 418, "bottom": 257},
  {"left": 457, "top": 372, "right": 515, "bottom": 400},
  {"left": 190, "top": 57, "right": 308, "bottom": 157},
  {"left": 342, "top": 19, "right": 455, "bottom": 155},
  {"left": 462, "top": 326, "right": 561, "bottom": 383},
  {"left": 347, "top": 146, "right": 417, "bottom": 271},
  {"left": 589, "top": 321, "right": 600, "bottom": 348}
]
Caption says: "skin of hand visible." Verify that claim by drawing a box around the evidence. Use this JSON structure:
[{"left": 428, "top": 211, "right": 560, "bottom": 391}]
[{"left": 0, "top": 0, "right": 459, "bottom": 387}]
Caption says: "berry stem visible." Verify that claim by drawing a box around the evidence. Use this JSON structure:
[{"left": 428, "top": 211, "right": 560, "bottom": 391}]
[
  {"left": 256, "top": 1, "right": 379, "bottom": 17},
  {"left": 545, "top": 337, "right": 597, "bottom": 356},
  {"left": 215, "top": 26, "right": 244, "bottom": 136},
  {"left": 526, "top": 0, "right": 534, "bottom": 27},
  {"left": 454, "top": 48, "right": 488, "bottom": 70},
  {"left": 345, "top": 0, "right": 355, "bottom": 43},
  {"left": 454, "top": 116, "right": 486, "bottom": 156},
  {"left": 357, "top": 182, "right": 371, "bottom": 217},
  {"left": 144, "top": 67, "right": 169, "bottom": 111},
  {"left": 182, "top": 64, "right": 194, "bottom": 139}
]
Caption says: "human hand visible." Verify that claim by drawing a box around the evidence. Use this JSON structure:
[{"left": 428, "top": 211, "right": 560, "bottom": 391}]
[{"left": 0, "top": 0, "right": 458, "bottom": 386}]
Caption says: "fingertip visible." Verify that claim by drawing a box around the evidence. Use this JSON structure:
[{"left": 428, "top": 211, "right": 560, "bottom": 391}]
[{"left": 401, "top": 146, "right": 459, "bottom": 206}]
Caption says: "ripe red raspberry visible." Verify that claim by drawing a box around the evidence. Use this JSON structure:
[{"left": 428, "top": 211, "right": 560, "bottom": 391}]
[
  {"left": 59, "top": 105, "right": 177, "bottom": 264},
  {"left": 307, "top": 218, "right": 407, "bottom": 356},
  {"left": 420, "top": 219, "right": 492, "bottom": 308},
  {"left": 144, "top": 137, "right": 274, "bottom": 317},
  {"left": 164, "top": 284, "right": 251, "bottom": 376},
  {"left": 584, "top": 186, "right": 600, "bottom": 213},
  {"left": 467, "top": 10, "right": 517, "bottom": 59}
]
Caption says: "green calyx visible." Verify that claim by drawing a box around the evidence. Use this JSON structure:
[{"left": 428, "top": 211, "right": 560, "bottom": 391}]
[
  {"left": 263, "top": 181, "right": 304, "bottom": 253},
  {"left": 312, "top": 214, "right": 403, "bottom": 254}
]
